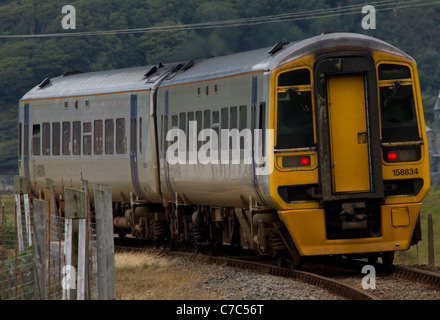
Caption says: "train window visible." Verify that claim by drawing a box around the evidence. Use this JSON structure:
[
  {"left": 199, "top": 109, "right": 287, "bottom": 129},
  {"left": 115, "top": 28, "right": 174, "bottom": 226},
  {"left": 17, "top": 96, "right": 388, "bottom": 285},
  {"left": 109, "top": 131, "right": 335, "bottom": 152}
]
[
  {"left": 230, "top": 107, "right": 238, "bottom": 130},
  {"left": 52, "top": 123, "right": 60, "bottom": 155},
  {"left": 42, "top": 123, "right": 50, "bottom": 156},
  {"left": 380, "top": 84, "right": 419, "bottom": 142},
  {"left": 278, "top": 68, "right": 311, "bottom": 86},
  {"left": 179, "top": 113, "right": 186, "bottom": 133},
  {"left": 221, "top": 108, "right": 228, "bottom": 151},
  {"left": 32, "top": 124, "right": 41, "bottom": 156},
  {"left": 221, "top": 108, "right": 228, "bottom": 129},
  {"left": 276, "top": 90, "right": 314, "bottom": 149},
  {"left": 171, "top": 115, "right": 178, "bottom": 127},
  {"left": 212, "top": 110, "right": 219, "bottom": 124},
  {"left": 62, "top": 122, "right": 70, "bottom": 155},
  {"left": 378, "top": 64, "right": 411, "bottom": 80},
  {"left": 139, "top": 117, "right": 142, "bottom": 154},
  {"left": 196, "top": 111, "right": 203, "bottom": 150},
  {"left": 105, "top": 119, "right": 114, "bottom": 154},
  {"left": 239, "top": 106, "right": 247, "bottom": 149},
  {"left": 83, "top": 122, "right": 92, "bottom": 155},
  {"left": 230, "top": 107, "right": 238, "bottom": 150},
  {"left": 116, "top": 118, "right": 125, "bottom": 154},
  {"left": 19, "top": 123, "right": 22, "bottom": 158},
  {"left": 187, "top": 112, "right": 194, "bottom": 154},
  {"left": 212, "top": 110, "right": 220, "bottom": 151},
  {"left": 204, "top": 110, "right": 211, "bottom": 129},
  {"left": 239, "top": 106, "right": 247, "bottom": 130},
  {"left": 94, "top": 120, "right": 103, "bottom": 155},
  {"left": 72, "top": 121, "right": 81, "bottom": 155}
]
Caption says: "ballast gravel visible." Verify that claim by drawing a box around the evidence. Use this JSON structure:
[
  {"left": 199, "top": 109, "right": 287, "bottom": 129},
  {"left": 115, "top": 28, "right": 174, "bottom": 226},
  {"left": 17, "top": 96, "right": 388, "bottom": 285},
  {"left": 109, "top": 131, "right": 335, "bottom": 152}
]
[{"left": 170, "top": 256, "right": 343, "bottom": 300}]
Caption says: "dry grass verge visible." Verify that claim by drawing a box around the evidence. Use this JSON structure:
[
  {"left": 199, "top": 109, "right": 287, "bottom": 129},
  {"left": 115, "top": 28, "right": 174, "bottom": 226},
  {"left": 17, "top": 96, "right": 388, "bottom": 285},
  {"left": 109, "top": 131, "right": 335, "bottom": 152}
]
[{"left": 115, "top": 249, "right": 225, "bottom": 300}]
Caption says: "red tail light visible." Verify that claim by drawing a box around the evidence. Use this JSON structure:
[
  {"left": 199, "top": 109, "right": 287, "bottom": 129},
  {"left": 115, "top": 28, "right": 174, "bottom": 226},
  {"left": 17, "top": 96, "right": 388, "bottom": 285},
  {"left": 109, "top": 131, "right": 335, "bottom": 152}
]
[
  {"left": 387, "top": 151, "right": 397, "bottom": 161},
  {"left": 300, "top": 156, "right": 310, "bottom": 165}
]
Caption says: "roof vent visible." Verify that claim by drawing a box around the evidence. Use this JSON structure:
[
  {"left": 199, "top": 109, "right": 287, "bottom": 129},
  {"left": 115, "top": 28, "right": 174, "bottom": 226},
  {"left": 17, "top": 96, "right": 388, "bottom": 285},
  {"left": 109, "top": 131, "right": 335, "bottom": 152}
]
[
  {"left": 62, "top": 70, "right": 83, "bottom": 77},
  {"left": 181, "top": 60, "right": 195, "bottom": 71},
  {"left": 38, "top": 78, "right": 51, "bottom": 89},
  {"left": 268, "top": 38, "right": 289, "bottom": 55},
  {"left": 144, "top": 66, "right": 158, "bottom": 78}
]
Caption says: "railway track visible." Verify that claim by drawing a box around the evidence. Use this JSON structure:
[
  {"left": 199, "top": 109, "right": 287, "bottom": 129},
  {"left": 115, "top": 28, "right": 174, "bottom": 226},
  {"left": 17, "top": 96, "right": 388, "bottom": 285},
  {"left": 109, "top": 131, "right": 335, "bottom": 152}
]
[
  {"left": 114, "top": 238, "right": 440, "bottom": 300},
  {"left": 301, "top": 257, "right": 440, "bottom": 300},
  {"left": 114, "top": 243, "right": 377, "bottom": 300}
]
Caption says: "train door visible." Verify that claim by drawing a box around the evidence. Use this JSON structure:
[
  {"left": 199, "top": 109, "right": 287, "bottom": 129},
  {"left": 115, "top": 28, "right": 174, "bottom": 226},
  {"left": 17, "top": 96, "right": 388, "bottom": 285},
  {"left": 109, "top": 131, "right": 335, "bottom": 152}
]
[
  {"left": 130, "top": 94, "right": 148, "bottom": 200},
  {"left": 315, "top": 55, "right": 383, "bottom": 200},
  {"left": 327, "top": 74, "right": 370, "bottom": 193},
  {"left": 23, "top": 103, "right": 32, "bottom": 192}
]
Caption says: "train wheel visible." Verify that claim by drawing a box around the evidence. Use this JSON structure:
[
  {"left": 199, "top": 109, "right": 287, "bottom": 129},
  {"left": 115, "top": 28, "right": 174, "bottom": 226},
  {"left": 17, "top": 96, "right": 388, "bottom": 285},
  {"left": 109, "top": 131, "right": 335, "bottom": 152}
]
[
  {"left": 367, "top": 253, "right": 379, "bottom": 264},
  {"left": 382, "top": 251, "right": 395, "bottom": 265}
]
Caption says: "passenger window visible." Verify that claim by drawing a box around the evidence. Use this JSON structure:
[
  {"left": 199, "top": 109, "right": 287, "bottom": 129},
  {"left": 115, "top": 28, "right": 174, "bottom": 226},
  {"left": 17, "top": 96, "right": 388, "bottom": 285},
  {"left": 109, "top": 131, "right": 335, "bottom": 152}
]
[
  {"left": 276, "top": 90, "right": 314, "bottom": 149},
  {"left": 116, "top": 118, "right": 125, "bottom": 154},
  {"left": 19, "top": 123, "right": 22, "bottom": 158},
  {"left": 72, "top": 121, "right": 81, "bottom": 155},
  {"left": 139, "top": 117, "right": 142, "bottom": 154},
  {"left": 32, "top": 124, "right": 41, "bottom": 156},
  {"left": 179, "top": 113, "right": 186, "bottom": 132},
  {"left": 52, "top": 122, "right": 60, "bottom": 155},
  {"left": 42, "top": 123, "right": 50, "bottom": 156},
  {"left": 204, "top": 110, "right": 211, "bottom": 129},
  {"left": 83, "top": 122, "right": 92, "bottom": 155},
  {"left": 239, "top": 106, "right": 247, "bottom": 130},
  {"left": 171, "top": 115, "right": 178, "bottom": 128},
  {"left": 230, "top": 107, "right": 237, "bottom": 130},
  {"left": 239, "top": 106, "right": 247, "bottom": 149},
  {"left": 212, "top": 110, "right": 220, "bottom": 151},
  {"left": 221, "top": 108, "right": 228, "bottom": 151},
  {"left": 94, "top": 120, "right": 103, "bottom": 155},
  {"left": 221, "top": 108, "right": 228, "bottom": 129},
  {"left": 187, "top": 112, "right": 194, "bottom": 153},
  {"left": 62, "top": 122, "right": 71, "bottom": 155},
  {"left": 105, "top": 119, "right": 114, "bottom": 154},
  {"left": 380, "top": 84, "right": 419, "bottom": 142},
  {"left": 196, "top": 111, "right": 203, "bottom": 150}
]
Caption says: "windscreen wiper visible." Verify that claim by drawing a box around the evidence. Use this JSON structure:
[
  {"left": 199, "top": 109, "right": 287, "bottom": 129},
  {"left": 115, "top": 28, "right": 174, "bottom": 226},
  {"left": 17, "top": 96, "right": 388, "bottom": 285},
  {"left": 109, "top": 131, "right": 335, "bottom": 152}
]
[
  {"left": 384, "top": 81, "right": 401, "bottom": 107},
  {"left": 288, "top": 87, "right": 310, "bottom": 112}
]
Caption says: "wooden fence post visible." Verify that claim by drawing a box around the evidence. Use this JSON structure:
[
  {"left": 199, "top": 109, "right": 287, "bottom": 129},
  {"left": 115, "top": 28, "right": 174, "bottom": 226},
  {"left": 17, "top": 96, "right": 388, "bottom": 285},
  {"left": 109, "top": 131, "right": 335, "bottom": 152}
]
[
  {"left": 64, "top": 187, "right": 87, "bottom": 300},
  {"left": 32, "top": 199, "right": 47, "bottom": 300},
  {"left": 428, "top": 214, "right": 435, "bottom": 268},
  {"left": 94, "top": 185, "right": 115, "bottom": 300},
  {"left": 14, "top": 176, "right": 29, "bottom": 252}
]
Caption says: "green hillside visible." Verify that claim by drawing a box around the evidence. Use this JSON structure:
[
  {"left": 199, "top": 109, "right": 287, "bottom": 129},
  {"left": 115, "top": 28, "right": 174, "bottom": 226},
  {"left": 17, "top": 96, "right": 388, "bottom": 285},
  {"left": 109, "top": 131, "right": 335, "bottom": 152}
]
[{"left": 1, "top": 0, "right": 440, "bottom": 174}]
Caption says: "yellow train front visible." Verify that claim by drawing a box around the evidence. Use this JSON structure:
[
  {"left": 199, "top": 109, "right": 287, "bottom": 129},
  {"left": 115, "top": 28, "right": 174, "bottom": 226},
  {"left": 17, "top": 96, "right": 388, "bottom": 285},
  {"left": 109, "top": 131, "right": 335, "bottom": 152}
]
[{"left": 268, "top": 33, "right": 430, "bottom": 264}]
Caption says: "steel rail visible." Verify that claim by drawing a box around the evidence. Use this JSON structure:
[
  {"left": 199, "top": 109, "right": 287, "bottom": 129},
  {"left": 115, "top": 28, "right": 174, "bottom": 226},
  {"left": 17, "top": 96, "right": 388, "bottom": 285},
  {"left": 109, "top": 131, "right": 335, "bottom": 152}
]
[{"left": 115, "top": 245, "right": 379, "bottom": 300}]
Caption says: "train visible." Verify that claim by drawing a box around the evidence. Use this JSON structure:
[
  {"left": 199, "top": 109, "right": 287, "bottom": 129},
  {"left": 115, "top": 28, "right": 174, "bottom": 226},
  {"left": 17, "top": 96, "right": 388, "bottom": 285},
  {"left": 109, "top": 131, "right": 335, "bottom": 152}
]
[{"left": 18, "top": 32, "right": 430, "bottom": 266}]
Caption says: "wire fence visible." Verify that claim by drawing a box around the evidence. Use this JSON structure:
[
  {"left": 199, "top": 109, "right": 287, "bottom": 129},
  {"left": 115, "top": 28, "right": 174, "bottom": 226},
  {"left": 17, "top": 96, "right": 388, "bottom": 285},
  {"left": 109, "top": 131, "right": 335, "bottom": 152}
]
[
  {"left": 1, "top": 203, "right": 34, "bottom": 300},
  {"left": 0, "top": 195, "right": 99, "bottom": 300}
]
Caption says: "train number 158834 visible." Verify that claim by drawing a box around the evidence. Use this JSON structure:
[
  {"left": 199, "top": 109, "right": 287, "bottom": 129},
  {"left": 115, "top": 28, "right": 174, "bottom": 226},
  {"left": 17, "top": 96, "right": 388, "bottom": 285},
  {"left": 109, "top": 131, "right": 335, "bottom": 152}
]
[{"left": 392, "top": 168, "right": 418, "bottom": 176}]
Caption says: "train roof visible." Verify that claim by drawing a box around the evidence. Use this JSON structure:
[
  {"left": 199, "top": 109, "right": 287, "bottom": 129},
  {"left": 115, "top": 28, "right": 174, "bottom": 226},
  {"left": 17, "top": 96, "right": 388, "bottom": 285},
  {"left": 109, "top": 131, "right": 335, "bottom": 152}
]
[{"left": 20, "top": 33, "right": 412, "bottom": 102}]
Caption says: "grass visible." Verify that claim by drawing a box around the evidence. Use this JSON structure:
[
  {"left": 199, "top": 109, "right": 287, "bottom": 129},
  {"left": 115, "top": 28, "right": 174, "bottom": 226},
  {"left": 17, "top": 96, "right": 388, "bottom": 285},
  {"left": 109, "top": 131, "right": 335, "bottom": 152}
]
[
  {"left": 394, "top": 185, "right": 440, "bottom": 266},
  {"left": 114, "top": 249, "right": 226, "bottom": 300},
  {"left": 0, "top": 193, "right": 14, "bottom": 206}
]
